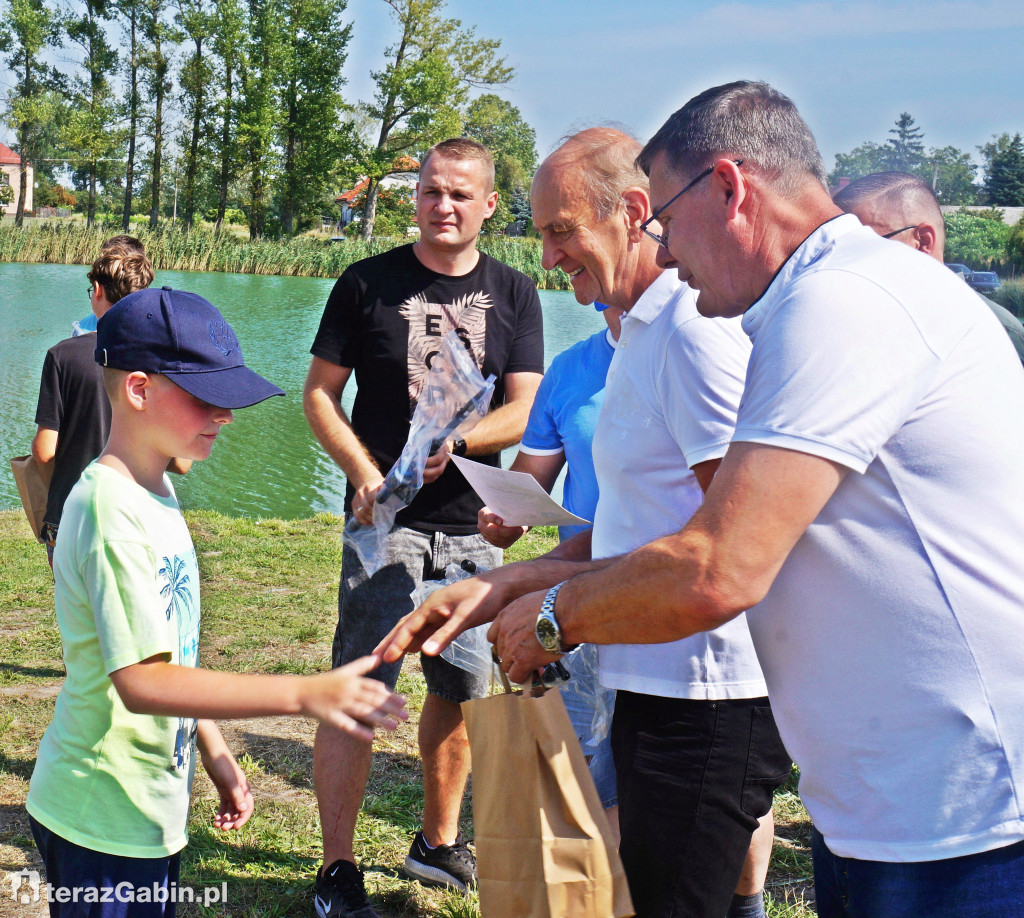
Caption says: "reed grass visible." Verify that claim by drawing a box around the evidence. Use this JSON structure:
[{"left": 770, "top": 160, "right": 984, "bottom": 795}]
[{"left": 0, "top": 220, "right": 572, "bottom": 289}]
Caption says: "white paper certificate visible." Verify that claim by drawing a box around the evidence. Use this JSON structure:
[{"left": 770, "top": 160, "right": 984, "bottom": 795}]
[{"left": 450, "top": 455, "right": 591, "bottom": 528}]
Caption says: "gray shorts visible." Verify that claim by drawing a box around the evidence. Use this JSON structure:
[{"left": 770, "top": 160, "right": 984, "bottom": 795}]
[{"left": 331, "top": 525, "right": 501, "bottom": 704}]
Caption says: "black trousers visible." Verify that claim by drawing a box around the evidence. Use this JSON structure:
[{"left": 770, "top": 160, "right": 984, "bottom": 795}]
[{"left": 612, "top": 692, "right": 792, "bottom": 918}]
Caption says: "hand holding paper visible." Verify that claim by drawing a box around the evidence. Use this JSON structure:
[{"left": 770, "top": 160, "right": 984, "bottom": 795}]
[{"left": 450, "top": 456, "right": 590, "bottom": 528}]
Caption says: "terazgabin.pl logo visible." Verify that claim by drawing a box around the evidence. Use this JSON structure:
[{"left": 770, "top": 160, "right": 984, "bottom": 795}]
[
  {"left": 7, "top": 870, "right": 229, "bottom": 907},
  {"left": 8, "top": 869, "right": 41, "bottom": 904}
]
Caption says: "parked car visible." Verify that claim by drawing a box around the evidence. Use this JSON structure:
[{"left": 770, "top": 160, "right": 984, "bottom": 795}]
[
  {"left": 945, "top": 263, "right": 973, "bottom": 280},
  {"left": 966, "top": 271, "right": 1003, "bottom": 295}
]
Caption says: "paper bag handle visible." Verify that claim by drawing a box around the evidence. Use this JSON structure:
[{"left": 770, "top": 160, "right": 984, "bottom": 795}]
[{"left": 491, "top": 647, "right": 514, "bottom": 694}]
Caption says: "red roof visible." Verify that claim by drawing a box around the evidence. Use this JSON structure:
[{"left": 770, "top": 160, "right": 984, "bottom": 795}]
[
  {"left": 337, "top": 177, "right": 370, "bottom": 204},
  {"left": 335, "top": 156, "right": 420, "bottom": 204},
  {"left": 0, "top": 142, "right": 21, "bottom": 165}
]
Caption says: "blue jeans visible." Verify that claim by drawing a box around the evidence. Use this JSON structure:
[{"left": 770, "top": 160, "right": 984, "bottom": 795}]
[
  {"left": 812, "top": 828, "right": 1024, "bottom": 917},
  {"left": 559, "top": 644, "right": 617, "bottom": 808}
]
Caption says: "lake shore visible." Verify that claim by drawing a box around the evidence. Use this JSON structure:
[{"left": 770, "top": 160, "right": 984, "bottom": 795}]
[{"left": 0, "top": 221, "right": 572, "bottom": 290}]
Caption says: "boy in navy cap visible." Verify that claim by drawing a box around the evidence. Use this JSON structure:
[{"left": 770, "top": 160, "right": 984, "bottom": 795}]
[{"left": 26, "top": 287, "right": 407, "bottom": 918}]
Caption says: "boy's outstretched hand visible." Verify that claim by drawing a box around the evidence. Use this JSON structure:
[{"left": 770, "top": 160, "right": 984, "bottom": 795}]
[
  {"left": 302, "top": 655, "right": 408, "bottom": 742},
  {"left": 197, "top": 721, "right": 255, "bottom": 831}
]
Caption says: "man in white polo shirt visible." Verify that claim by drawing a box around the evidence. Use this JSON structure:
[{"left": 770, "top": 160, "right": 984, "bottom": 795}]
[
  {"left": 380, "top": 127, "right": 791, "bottom": 918},
  {"left": 477, "top": 83, "right": 1024, "bottom": 917}
]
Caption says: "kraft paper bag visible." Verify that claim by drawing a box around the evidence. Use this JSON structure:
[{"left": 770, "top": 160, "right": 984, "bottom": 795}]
[
  {"left": 9, "top": 455, "right": 53, "bottom": 543},
  {"left": 462, "top": 682, "right": 634, "bottom": 918}
]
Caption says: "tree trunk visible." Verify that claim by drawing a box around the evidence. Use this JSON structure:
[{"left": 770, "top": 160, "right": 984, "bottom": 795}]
[
  {"left": 182, "top": 36, "right": 204, "bottom": 228},
  {"left": 360, "top": 178, "right": 379, "bottom": 240},
  {"left": 281, "top": 82, "right": 297, "bottom": 235},
  {"left": 87, "top": 168, "right": 97, "bottom": 227},
  {"left": 122, "top": 7, "right": 139, "bottom": 231},
  {"left": 149, "top": 73, "right": 164, "bottom": 229},
  {"left": 15, "top": 117, "right": 29, "bottom": 227},
  {"left": 215, "top": 63, "right": 232, "bottom": 232}
]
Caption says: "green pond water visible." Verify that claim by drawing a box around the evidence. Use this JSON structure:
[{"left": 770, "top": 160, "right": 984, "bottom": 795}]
[{"left": 1, "top": 261, "right": 605, "bottom": 519}]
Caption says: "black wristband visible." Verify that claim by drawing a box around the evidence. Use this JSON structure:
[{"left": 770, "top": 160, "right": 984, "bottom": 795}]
[{"left": 451, "top": 437, "right": 468, "bottom": 457}]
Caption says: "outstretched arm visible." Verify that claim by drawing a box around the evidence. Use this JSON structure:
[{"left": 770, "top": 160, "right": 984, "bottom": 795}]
[
  {"left": 110, "top": 654, "right": 407, "bottom": 742},
  {"left": 488, "top": 442, "right": 848, "bottom": 683}
]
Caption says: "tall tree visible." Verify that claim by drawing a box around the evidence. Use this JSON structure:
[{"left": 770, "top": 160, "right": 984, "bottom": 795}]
[
  {"left": 885, "top": 112, "right": 925, "bottom": 173},
  {"left": 980, "top": 133, "right": 1024, "bottom": 206},
  {"left": 357, "top": 0, "right": 513, "bottom": 238},
  {"left": 828, "top": 141, "right": 888, "bottom": 186},
  {"left": 139, "top": 0, "right": 176, "bottom": 228},
  {"left": 922, "top": 145, "right": 977, "bottom": 204},
  {"left": 65, "top": 0, "right": 121, "bottom": 227},
  {"left": 276, "top": 0, "right": 351, "bottom": 234},
  {"left": 0, "top": 0, "right": 62, "bottom": 226},
  {"left": 175, "top": 0, "right": 214, "bottom": 226},
  {"left": 236, "top": 0, "right": 281, "bottom": 238},
  {"left": 209, "top": 0, "right": 244, "bottom": 230},
  {"left": 112, "top": 0, "right": 143, "bottom": 229},
  {"left": 463, "top": 93, "right": 536, "bottom": 232}
]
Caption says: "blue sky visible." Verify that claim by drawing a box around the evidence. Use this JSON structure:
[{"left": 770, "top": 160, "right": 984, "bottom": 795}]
[
  {"left": 345, "top": 0, "right": 1024, "bottom": 173},
  {"left": 3, "top": 0, "right": 1023, "bottom": 176}
]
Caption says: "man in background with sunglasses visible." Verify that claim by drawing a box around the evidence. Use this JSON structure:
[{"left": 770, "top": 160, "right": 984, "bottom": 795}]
[{"left": 833, "top": 170, "right": 1024, "bottom": 366}]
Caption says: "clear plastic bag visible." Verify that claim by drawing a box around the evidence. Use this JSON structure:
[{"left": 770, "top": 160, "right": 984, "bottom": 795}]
[
  {"left": 345, "top": 331, "right": 496, "bottom": 576},
  {"left": 559, "top": 643, "right": 615, "bottom": 747},
  {"left": 411, "top": 561, "right": 499, "bottom": 683}
]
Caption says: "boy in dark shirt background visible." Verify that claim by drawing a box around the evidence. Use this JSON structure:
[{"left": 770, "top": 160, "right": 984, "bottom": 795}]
[{"left": 31, "top": 237, "right": 157, "bottom": 566}]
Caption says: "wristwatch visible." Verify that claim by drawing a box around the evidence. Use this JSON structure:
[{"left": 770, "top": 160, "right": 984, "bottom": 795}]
[
  {"left": 450, "top": 437, "right": 468, "bottom": 457},
  {"left": 535, "top": 580, "right": 579, "bottom": 654}
]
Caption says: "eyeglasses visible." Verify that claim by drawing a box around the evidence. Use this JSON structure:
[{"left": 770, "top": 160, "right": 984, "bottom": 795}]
[
  {"left": 641, "top": 159, "right": 743, "bottom": 247},
  {"left": 881, "top": 224, "right": 918, "bottom": 239}
]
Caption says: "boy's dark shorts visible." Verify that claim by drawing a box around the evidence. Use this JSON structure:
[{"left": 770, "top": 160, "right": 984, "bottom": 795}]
[
  {"left": 29, "top": 814, "right": 182, "bottom": 918},
  {"left": 331, "top": 527, "right": 501, "bottom": 704}
]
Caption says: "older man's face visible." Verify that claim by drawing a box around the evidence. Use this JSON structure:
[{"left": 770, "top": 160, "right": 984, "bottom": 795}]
[
  {"left": 531, "top": 163, "right": 633, "bottom": 309},
  {"left": 648, "top": 152, "right": 744, "bottom": 318}
]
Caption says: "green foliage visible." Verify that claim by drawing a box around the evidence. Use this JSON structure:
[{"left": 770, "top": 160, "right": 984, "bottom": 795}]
[
  {"left": 463, "top": 92, "right": 536, "bottom": 234},
  {"left": 943, "top": 209, "right": 1010, "bottom": 268},
  {"left": 0, "top": 219, "right": 573, "bottom": 287},
  {"left": 980, "top": 132, "right": 1024, "bottom": 206},
  {"left": 355, "top": 0, "right": 514, "bottom": 237},
  {"left": 276, "top": 0, "right": 353, "bottom": 234},
  {"left": 0, "top": 0, "right": 64, "bottom": 224},
  {"left": 348, "top": 185, "right": 415, "bottom": 237},
  {"left": 885, "top": 112, "right": 925, "bottom": 173},
  {"left": 829, "top": 115, "right": 978, "bottom": 204},
  {"left": 64, "top": 0, "right": 124, "bottom": 226}
]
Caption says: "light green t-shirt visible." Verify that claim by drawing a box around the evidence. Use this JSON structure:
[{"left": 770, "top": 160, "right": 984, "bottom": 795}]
[{"left": 27, "top": 462, "right": 201, "bottom": 857}]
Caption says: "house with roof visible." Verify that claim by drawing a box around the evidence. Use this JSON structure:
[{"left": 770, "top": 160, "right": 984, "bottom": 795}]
[
  {"left": 333, "top": 155, "right": 419, "bottom": 230},
  {"left": 0, "top": 142, "right": 33, "bottom": 215}
]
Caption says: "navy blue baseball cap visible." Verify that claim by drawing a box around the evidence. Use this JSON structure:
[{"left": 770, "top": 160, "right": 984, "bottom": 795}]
[{"left": 96, "top": 286, "right": 285, "bottom": 409}]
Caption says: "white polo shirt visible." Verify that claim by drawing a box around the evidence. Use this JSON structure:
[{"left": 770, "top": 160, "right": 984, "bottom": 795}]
[
  {"left": 737, "top": 214, "right": 1024, "bottom": 862},
  {"left": 591, "top": 271, "right": 766, "bottom": 700}
]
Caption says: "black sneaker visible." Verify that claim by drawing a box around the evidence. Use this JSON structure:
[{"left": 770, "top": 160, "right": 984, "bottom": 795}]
[
  {"left": 314, "top": 860, "right": 379, "bottom": 918},
  {"left": 402, "top": 831, "right": 477, "bottom": 892}
]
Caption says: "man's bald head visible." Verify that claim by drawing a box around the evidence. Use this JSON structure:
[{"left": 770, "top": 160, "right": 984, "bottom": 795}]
[
  {"left": 833, "top": 172, "right": 946, "bottom": 260},
  {"left": 535, "top": 127, "right": 647, "bottom": 220}
]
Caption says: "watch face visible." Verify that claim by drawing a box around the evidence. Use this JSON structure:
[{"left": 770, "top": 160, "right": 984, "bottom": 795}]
[{"left": 535, "top": 616, "right": 560, "bottom": 653}]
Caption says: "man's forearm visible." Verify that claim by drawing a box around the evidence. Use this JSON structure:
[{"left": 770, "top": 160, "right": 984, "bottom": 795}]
[
  {"left": 462, "top": 399, "right": 532, "bottom": 455},
  {"left": 554, "top": 516, "right": 750, "bottom": 648},
  {"left": 304, "top": 389, "right": 381, "bottom": 488}
]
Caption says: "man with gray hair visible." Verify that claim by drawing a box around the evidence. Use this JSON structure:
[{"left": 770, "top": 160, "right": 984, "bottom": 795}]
[
  {"left": 833, "top": 170, "right": 1024, "bottom": 364},
  {"left": 387, "top": 82, "right": 1024, "bottom": 916},
  {"left": 381, "top": 126, "right": 791, "bottom": 918}
]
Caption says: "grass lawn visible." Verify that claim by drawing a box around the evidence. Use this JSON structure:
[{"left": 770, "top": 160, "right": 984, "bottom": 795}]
[{"left": 0, "top": 509, "right": 815, "bottom": 916}]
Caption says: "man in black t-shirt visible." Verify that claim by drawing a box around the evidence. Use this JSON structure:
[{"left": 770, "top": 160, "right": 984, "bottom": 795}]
[
  {"left": 32, "top": 241, "right": 155, "bottom": 566},
  {"left": 304, "top": 138, "right": 543, "bottom": 917}
]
